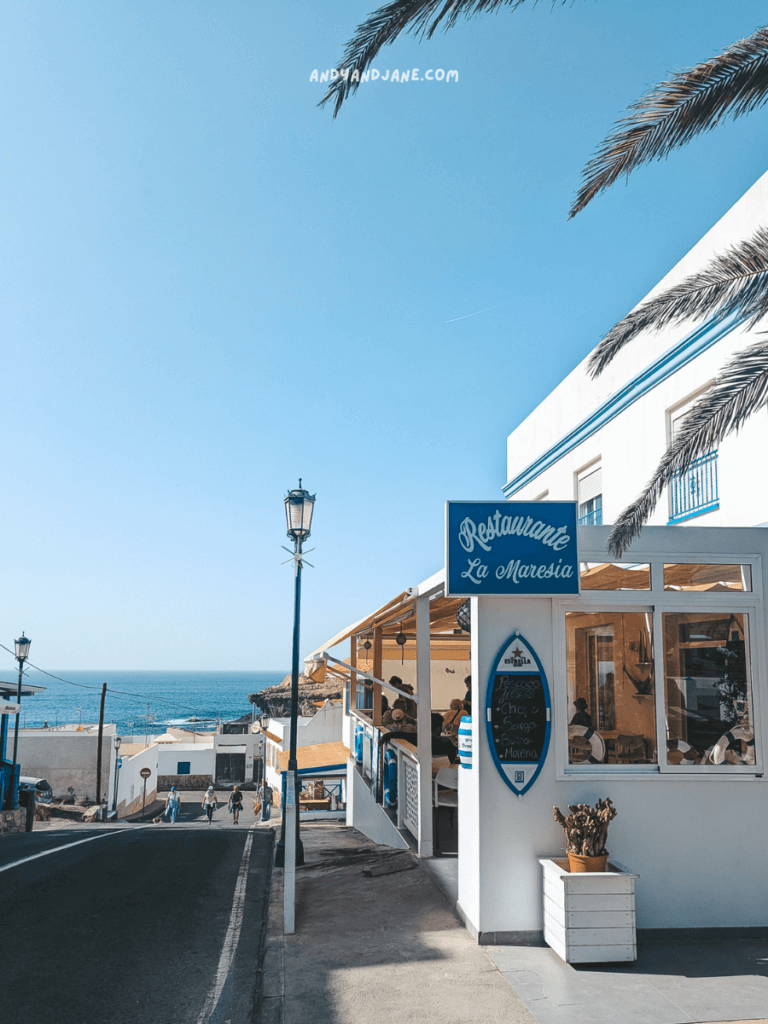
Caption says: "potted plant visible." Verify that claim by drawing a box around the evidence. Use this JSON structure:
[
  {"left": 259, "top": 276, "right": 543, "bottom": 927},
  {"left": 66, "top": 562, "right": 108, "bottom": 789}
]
[{"left": 553, "top": 798, "right": 617, "bottom": 872}]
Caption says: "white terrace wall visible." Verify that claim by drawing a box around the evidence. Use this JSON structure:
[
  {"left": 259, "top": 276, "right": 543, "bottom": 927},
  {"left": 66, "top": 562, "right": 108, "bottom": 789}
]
[
  {"left": 117, "top": 743, "right": 159, "bottom": 817},
  {"left": 17, "top": 728, "right": 117, "bottom": 804}
]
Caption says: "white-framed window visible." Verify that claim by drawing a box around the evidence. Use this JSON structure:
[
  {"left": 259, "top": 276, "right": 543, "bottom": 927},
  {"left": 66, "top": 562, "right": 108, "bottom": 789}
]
[
  {"left": 576, "top": 463, "right": 602, "bottom": 526},
  {"left": 554, "top": 555, "right": 763, "bottom": 779}
]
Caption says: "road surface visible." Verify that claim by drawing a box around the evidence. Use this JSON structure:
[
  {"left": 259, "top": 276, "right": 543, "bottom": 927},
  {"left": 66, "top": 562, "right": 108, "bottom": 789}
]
[{"left": 1, "top": 795, "right": 273, "bottom": 1024}]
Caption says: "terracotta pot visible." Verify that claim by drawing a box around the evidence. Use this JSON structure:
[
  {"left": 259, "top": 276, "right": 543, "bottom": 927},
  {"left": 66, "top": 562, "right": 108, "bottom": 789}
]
[{"left": 567, "top": 852, "right": 608, "bottom": 873}]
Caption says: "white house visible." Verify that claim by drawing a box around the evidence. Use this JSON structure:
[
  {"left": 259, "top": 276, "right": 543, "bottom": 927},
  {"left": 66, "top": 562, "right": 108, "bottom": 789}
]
[
  {"left": 17, "top": 723, "right": 118, "bottom": 805},
  {"left": 504, "top": 169, "right": 768, "bottom": 530},
  {"left": 263, "top": 700, "right": 342, "bottom": 793}
]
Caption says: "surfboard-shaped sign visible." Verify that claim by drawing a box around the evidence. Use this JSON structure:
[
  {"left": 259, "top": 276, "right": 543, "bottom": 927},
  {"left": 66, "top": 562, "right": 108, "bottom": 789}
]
[
  {"left": 485, "top": 630, "right": 551, "bottom": 797},
  {"left": 0, "top": 700, "right": 21, "bottom": 714}
]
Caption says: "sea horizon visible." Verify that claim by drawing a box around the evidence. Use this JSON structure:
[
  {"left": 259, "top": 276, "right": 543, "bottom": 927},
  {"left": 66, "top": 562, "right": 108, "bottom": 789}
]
[{"left": 15, "top": 668, "right": 290, "bottom": 734}]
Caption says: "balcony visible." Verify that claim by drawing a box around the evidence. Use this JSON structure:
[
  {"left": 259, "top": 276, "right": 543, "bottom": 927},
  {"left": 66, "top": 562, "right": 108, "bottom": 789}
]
[
  {"left": 578, "top": 498, "right": 603, "bottom": 526},
  {"left": 669, "top": 450, "right": 719, "bottom": 524}
]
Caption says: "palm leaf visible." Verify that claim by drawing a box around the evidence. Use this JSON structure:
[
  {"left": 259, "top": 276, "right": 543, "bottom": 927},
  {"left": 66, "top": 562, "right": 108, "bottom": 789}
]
[
  {"left": 588, "top": 228, "right": 768, "bottom": 377},
  {"left": 606, "top": 339, "right": 768, "bottom": 556},
  {"left": 571, "top": 26, "right": 768, "bottom": 217},
  {"left": 320, "top": 0, "right": 548, "bottom": 118}
]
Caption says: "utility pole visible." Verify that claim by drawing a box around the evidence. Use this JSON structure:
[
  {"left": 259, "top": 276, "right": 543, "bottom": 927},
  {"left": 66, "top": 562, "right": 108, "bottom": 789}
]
[{"left": 95, "top": 683, "right": 107, "bottom": 810}]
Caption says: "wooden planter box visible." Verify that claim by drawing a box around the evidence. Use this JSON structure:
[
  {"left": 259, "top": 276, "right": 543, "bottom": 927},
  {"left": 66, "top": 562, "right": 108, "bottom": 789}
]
[{"left": 539, "top": 857, "right": 638, "bottom": 963}]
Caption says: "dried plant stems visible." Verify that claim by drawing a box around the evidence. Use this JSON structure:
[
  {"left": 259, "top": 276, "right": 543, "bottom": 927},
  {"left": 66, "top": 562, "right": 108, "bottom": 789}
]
[{"left": 553, "top": 798, "right": 617, "bottom": 857}]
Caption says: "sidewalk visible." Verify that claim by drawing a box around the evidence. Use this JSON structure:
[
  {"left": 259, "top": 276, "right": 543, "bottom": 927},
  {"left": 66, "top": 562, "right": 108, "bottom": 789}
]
[
  {"left": 258, "top": 821, "right": 768, "bottom": 1024},
  {"left": 259, "top": 820, "right": 536, "bottom": 1024}
]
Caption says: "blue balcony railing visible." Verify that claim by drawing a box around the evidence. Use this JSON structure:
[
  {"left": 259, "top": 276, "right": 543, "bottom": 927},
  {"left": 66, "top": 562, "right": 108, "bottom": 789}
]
[
  {"left": 579, "top": 500, "right": 603, "bottom": 526},
  {"left": 669, "top": 450, "right": 719, "bottom": 523}
]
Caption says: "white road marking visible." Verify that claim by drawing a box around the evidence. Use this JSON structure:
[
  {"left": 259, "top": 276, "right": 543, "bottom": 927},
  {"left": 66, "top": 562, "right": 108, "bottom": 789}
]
[
  {"left": 0, "top": 827, "right": 148, "bottom": 874},
  {"left": 196, "top": 828, "right": 255, "bottom": 1024}
]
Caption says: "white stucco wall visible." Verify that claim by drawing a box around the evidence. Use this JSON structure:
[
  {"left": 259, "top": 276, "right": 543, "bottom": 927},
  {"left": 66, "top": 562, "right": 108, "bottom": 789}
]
[
  {"left": 118, "top": 742, "right": 159, "bottom": 815},
  {"left": 157, "top": 743, "right": 214, "bottom": 775},
  {"left": 505, "top": 169, "right": 768, "bottom": 528},
  {"left": 17, "top": 727, "right": 117, "bottom": 804},
  {"left": 459, "top": 525, "right": 768, "bottom": 937}
]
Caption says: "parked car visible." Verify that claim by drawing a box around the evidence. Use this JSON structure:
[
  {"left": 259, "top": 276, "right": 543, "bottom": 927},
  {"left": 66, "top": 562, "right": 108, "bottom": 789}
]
[{"left": 19, "top": 777, "right": 53, "bottom": 804}]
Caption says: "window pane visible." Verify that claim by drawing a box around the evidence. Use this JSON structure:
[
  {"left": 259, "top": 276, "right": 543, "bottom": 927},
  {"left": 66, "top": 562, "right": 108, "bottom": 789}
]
[
  {"left": 565, "top": 612, "right": 657, "bottom": 765},
  {"left": 580, "top": 563, "right": 651, "bottom": 591},
  {"left": 664, "top": 564, "right": 751, "bottom": 592},
  {"left": 664, "top": 612, "right": 754, "bottom": 766}
]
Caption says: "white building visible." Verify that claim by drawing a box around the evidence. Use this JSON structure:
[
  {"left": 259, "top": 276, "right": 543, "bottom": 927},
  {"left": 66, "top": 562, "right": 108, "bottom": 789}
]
[
  {"left": 504, "top": 169, "right": 768, "bottom": 530},
  {"left": 17, "top": 723, "right": 118, "bottom": 805},
  {"left": 310, "top": 520, "right": 768, "bottom": 943},
  {"left": 263, "top": 700, "right": 342, "bottom": 793}
]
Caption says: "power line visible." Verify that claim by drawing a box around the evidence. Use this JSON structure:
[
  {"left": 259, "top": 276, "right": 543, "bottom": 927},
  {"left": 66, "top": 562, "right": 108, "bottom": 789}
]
[{"left": 0, "top": 643, "right": 234, "bottom": 719}]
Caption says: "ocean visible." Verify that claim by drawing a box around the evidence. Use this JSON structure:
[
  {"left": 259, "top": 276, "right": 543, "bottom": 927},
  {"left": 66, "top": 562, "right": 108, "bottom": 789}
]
[{"left": 12, "top": 669, "right": 288, "bottom": 735}]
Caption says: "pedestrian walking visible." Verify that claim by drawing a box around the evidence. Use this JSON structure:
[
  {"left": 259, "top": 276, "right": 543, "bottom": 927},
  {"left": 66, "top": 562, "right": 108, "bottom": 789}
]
[
  {"left": 202, "top": 785, "right": 217, "bottom": 823},
  {"left": 164, "top": 785, "right": 181, "bottom": 823},
  {"left": 228, "top": 786, "right": 243, "bottom": 824},
  {"left": 260, "top": 781, "right": 273, "bottom": 822}
]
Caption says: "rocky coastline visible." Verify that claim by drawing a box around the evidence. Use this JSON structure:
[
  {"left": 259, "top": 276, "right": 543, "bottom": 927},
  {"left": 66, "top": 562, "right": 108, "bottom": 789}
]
[{"left": 248, "top": 673, "right": 343, "bottom": 718}]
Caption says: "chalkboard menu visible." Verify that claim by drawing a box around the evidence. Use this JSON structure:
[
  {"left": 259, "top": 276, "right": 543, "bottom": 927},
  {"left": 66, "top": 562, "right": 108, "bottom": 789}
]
[
  {"left": 485, "top": 631, "right": 551, "bottom": 797},
  {"left": 489, "top": 673, "right": 547, "bottom": 763}
]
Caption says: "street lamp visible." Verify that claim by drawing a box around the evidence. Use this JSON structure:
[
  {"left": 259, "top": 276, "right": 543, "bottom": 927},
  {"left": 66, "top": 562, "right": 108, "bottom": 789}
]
[
  {"left": 275, "top": 481, "right": 315, "bottom": 883},
  {"left": 9, "top": 633, "right": 31, "bottom": 809},
  {"left": 112, "top": 735, "right": 122, "bottom": 818}
]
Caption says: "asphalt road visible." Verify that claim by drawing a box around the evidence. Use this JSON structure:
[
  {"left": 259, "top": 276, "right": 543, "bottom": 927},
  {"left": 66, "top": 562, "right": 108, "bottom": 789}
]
[{"left": 0, "top": 797, "right": 274, "bottom": 1024}]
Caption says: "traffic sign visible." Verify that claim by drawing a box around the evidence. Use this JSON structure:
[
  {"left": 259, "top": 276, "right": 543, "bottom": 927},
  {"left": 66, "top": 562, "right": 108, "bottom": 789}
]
[
  {"left": 116, "top": 758, "right": 123, "bottom": 769},
  {"left": 140, "top": 767, "right": 152, "bottom": 779}
]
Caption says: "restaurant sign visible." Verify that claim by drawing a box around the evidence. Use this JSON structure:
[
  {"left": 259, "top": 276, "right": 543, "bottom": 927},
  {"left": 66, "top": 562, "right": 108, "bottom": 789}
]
[{"left": 445, "top": 500, "right": 579, "bottom": 596}]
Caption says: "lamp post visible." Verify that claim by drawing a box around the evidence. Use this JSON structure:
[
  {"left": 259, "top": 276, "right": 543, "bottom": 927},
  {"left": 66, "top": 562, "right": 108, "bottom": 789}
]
[
  {"left": 10, "top": 633, "right": 31, "bottom": 809},
  {"left": 274, "top": 482, "right": 315, "bottom": 892},
  {"left": 112, "top": 735, "right": 122, "bottom": 818}
]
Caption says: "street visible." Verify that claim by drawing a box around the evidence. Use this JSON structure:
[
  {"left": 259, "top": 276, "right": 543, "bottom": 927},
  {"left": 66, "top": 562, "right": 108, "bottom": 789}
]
[{"left": 0, "top": 796, "right": 273, "bottom": 1024}]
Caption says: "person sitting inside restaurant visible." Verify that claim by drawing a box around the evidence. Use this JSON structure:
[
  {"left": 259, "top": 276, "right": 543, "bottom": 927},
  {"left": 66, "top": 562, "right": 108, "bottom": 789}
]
[
  {"left": 381, "top": 703, "right": 415, "bottom": 731},
  {"left": 389, "top": 676, "right": 417, "bottom": 718},
  {"left": 432, "top": 712, "right": 458, "bottom": 763},
  {"left": 570, "top": 697, "right": 593, "bottom": 729},
  {"left": 442, "top": 698, "right": 466, "bottom": 739}
]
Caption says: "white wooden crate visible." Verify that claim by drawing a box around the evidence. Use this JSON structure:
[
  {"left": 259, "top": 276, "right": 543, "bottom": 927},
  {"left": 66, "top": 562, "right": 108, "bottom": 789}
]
[{"left": 539, "top": 857, "right": 638, "bottom": 964}]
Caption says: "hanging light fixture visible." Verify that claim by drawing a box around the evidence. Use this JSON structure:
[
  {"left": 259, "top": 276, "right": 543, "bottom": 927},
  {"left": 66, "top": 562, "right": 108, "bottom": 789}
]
[
  {"left": 362, "top": 636, "right": 372, "bottom": 666},
  {"left": 456, "top": 600, "right": 471, "bottom": 633},
  {"left": 395, "top": 623, "right": 407, "bottom": 665}
]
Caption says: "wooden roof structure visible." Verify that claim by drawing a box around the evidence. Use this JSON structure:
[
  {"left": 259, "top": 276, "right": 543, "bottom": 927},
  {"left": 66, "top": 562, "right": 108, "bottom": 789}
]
[{"left": 277, "top": 740, "right": 348, "bottom": 773}]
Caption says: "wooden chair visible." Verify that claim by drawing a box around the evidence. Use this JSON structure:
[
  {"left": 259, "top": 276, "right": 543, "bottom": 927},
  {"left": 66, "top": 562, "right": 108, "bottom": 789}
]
[{"left": 614, "top": 735, "right": 646, "bottom": 764}]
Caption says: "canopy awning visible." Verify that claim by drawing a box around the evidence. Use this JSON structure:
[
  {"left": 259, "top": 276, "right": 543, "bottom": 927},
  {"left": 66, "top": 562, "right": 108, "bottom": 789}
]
[
  {"left": 0, "top": 681, "right": 46, "bottom": 698},
  {"left": 306, "top": 568, "right": 469, "bottom": 666}
]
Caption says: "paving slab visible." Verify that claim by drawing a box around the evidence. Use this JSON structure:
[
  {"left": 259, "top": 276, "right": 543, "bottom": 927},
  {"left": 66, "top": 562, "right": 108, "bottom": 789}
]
[
  {"left": 260, "top": 821, "right": 537, "bottom": 1024},
  {"left": 487, "top": 938, "right": 768, "bottom": 1024}
]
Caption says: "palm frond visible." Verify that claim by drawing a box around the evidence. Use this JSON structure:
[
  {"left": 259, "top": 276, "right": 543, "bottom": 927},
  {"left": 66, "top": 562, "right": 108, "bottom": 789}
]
[
  {"left": 606, "top": 339, "right": 768, "bottom": 556},
  {"left": 588, "top": 228, "right": 768, "bottom": 377},
  {"left": 320, "top": 0, "right": 536, "bottom": 118},
  {"left": 571, "top": 26, "right": 768, "bottom": 217}
]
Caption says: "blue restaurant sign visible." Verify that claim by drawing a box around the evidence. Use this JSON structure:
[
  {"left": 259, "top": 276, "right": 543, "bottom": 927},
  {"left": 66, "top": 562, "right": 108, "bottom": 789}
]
[{"left": 445, "top": 500, "right": 580, "bottom": 597}]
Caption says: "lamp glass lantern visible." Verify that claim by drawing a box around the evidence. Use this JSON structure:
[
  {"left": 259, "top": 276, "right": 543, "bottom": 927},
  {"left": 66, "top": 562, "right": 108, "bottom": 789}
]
[
  {"left": 259, "top": 713, "right": 270, "bottom": 732},
  {"left": 114, "top": 735, "right": 122, "bottom": 751},
  {"left": 14, "top": 634, "right": 31, "bottom": 661},
  {"left": 284, "top": 482, "right": 316, "bottom": 541}
]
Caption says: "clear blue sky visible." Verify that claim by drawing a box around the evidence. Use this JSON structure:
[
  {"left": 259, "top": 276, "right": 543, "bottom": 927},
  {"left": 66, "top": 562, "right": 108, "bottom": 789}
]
[{"left": 3, "top": 1, "right": 768, "bottom": 670}]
